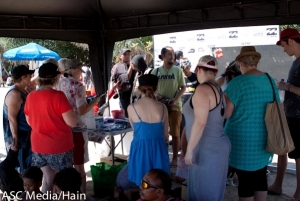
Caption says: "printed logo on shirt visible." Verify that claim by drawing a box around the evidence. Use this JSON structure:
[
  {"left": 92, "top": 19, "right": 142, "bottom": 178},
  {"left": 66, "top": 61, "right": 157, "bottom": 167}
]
[{"left": 158, "top": 73, "right": 175, "bottom": 80}]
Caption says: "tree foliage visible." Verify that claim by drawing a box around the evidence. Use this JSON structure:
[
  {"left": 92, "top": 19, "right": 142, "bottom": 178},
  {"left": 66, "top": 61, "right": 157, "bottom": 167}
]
[
  {"left": 0, "top": 38, "right": 89, "bottom": 73},
  {"left": 280, "top": 24, "right": 300, "bottom": 32},
  {"left": 2, "top": 38, "right": 89, "bottom": 61},
  {"left": 113, "top": 36, "right": 153, "bottom": 67}
]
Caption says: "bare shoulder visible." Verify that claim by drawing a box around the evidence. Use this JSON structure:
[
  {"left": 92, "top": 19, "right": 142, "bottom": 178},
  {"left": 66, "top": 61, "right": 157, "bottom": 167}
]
[
  {"left": 156, "top": 100, "right": 167, "bottom": 110},
  {"left": 216, "top": 76, "right": 224, "bottom": 86},
  {"left": 6, "top": 89, "right": 21, "bottom": 97},
  {"left": 5, "top": 89, "right": 22, "bottom": 102},
  {"left": 193, "top": 84, "right": 215, "bottom": 100},
  {"left": 127, "top": 104, "right": 133, "bottom": 111},
  {"left": 195, "top": 84, "right": 211, "bottom": 93}
]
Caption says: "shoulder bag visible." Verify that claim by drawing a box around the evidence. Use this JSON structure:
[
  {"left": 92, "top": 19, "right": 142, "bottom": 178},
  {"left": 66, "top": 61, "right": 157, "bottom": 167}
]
[{"left": 265, "top": 73, "right": 294, "bottom": 155}]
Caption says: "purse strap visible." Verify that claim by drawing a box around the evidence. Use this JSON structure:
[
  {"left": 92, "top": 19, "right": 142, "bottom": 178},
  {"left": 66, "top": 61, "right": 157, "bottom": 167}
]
[
  {"left": 265, "top": 73, "right": 288, "bottom": 145},
  {"left": 265, "top": 73, "right": 276, "bottom": 102}
]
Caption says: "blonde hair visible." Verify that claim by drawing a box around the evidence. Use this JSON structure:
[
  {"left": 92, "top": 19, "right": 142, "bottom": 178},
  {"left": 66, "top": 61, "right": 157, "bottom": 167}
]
[
  {"left": 37, "top": 76, "right": 59, "bottom": 87},
  {"left": 236, "top": 55, "right": 260, "bottom": 66},
  {"left": 43, "top": 59, "right": 58, "bottom": 67},
  {"left": 138, "top": 85, "right": 157, "bottom": 100}
]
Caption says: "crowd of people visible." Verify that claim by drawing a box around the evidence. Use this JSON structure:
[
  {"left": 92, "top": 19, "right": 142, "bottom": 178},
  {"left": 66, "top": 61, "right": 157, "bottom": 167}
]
[
  {"left": 110, "top": 28, "right": 300, "bottom": 201},
  {"left": 3, "top": 58, "right": 100, "bottom": 196},
  {"left": 2, "top": 27, "right": 300, "bottom": 201}
]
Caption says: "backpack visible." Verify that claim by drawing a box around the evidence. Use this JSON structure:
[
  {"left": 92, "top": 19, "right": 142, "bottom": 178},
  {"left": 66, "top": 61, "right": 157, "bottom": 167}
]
[{"left": 0, "top": 149, "right": 24, "bottom": 195}]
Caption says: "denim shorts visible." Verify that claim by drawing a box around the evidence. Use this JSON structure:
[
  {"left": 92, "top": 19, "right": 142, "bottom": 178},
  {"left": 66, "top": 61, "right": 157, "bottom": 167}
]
[{"left": 31, "top": 150, "right": 73, "bottom": 172}]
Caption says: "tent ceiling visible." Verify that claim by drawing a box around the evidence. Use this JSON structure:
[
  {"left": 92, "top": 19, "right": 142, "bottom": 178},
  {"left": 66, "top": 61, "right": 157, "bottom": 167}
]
[{"left": 0, "top": 0, "right": 298, "bottom": 43}]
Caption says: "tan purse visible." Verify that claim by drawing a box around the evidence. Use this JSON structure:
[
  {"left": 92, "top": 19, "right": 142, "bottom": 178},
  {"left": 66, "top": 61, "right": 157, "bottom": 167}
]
[{"left": 265, "top": 73, "right": 294, "bottom": 155}]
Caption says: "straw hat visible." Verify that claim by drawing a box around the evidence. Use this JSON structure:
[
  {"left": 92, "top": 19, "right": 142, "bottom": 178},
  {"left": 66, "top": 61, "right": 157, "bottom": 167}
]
[{"left": 235, "top": 46, "right": 261, "bottom": 61}]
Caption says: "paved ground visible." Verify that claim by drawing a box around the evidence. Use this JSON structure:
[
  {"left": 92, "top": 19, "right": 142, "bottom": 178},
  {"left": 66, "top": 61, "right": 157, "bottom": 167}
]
[{"left": 0, "top": 86, "right": 297, "bottom": 201}]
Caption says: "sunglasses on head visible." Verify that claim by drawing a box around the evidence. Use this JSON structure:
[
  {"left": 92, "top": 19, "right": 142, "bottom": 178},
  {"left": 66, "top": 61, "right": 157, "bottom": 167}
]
[{"left": 141, "top": 180, "right": 160, "bottom": 190}]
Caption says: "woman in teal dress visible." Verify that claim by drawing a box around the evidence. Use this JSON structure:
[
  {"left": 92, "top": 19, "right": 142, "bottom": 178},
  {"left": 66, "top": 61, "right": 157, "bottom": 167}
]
[{"left": 225, "top": 46, "right": 279, "bottom": 201}]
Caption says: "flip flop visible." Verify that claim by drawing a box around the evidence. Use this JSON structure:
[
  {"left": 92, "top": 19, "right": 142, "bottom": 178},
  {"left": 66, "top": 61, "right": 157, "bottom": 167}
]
[{"left": 267, "top": 190, "right": 282, "bottom": 195}]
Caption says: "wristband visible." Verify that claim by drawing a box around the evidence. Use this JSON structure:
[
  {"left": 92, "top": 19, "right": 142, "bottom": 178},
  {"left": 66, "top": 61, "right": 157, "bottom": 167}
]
[{"left": 290, "top": 85, "right": 294, "bottom": 93}]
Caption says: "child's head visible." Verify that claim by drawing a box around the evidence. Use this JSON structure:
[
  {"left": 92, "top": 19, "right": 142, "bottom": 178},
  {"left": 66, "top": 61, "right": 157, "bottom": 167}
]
[
  {"left": 23, "top": 166, "right": 43, "bottom": 193},
  {"left": 53, "top": 168, "right": 82, "bottom": 194}
]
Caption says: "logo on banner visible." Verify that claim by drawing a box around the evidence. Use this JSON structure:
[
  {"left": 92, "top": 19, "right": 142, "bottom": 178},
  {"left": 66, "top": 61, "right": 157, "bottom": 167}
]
[
  {"left": 266, "top": 28, "right": 278, "bottom": 36},
  {"left": 213, "top": 48, "right": 223, "bottom": 58},
  {"left": 229, "top": 31, "right": 238, "bottom": 39},
  {"left": 218, "top": 35, "right": 226, "bottom": 40},
  {"left": 187, "top": 38, "right": 195, "bottom": 42},
  {"left": 188, "top": 48, "right": 195, "bottom": 53},
  {"left": 197, "top": 34, "right": 205, "bottom": 41},
  {"left": 198, "top": 47, "right": 205, "bottom": 52},
  {"left": 254, "top": 31, "right": 263, "bottom": 37},
  {"left": 241, "top": 42, "right": 251, "bottom": 46},
  {"left": 170, "top": 36, "right": 176, "bottom": 43}
]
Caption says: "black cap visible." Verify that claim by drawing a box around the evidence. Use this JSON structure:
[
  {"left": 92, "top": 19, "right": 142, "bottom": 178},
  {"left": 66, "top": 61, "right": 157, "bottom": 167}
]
[
  {"left": 39, "top": 63, "right": 61, "bottom": 78},
  {"left": 119, "top": 48, "right": 131, "bottom": 54},
  {"left": 11, "top": 65, "right": 35, "bottom": 80},
  {"left": 138, "top": 74, "right": 158, "bottom": 87},
  {"left": 131, "top": 55, "right": 147, "bottom": 72}
]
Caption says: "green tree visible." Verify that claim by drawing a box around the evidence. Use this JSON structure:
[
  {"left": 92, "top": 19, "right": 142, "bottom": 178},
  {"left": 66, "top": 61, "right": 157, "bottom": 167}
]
[
  {"left": 0, "top": 38, "right": 89, "bottom": 74},
  {"left": 113, "top": 36, "right": 153, "bottom": 67},
  {"left": 280, "top": 24, "right": 300, "bottom": 32},
  {"left": 3, "top": 38, "right": 89, "bottom": 62}
]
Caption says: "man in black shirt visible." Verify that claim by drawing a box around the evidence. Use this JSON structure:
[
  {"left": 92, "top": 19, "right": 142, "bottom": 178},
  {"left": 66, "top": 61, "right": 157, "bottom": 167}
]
[
  {"left": 269, "top": 28, "right": 300, "bottom": 200},
  {"left": 179, "top": 58, "right": 198, "bottom": 138},
  {"left": 180, "top": 58, "right": 198, "bottom": 104}
]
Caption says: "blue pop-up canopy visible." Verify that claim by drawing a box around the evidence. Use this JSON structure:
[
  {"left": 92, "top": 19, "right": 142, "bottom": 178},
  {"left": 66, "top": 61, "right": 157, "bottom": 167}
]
[{"left": 3, "top": 42, "right": 60, "bottom": 61}]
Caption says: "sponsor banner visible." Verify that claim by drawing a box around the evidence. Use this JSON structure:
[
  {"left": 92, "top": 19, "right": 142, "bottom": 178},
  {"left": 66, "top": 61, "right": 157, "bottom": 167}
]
[{"left": 153, "top": 25, "right": 279, "bottom": 69}]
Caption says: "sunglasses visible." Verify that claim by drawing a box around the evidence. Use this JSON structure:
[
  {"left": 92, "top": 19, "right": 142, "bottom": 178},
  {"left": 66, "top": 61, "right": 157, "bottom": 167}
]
[{"left": 141, "top": 180, "right": 160, "bottom": 190}]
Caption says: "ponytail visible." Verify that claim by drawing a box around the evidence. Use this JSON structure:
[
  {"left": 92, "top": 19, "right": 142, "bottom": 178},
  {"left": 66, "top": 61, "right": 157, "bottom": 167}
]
[{"left": 138, "top": 85, "right": 157, "bottom": 100}]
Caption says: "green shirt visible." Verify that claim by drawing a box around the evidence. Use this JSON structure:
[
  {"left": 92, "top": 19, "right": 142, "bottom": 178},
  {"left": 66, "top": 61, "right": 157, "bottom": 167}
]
[{"left": 152, "top": 66, "right": 185, "bottom": 111}]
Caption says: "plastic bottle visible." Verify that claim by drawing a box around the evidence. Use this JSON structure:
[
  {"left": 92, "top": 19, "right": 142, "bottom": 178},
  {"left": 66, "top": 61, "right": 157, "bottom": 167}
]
[
  {"left": 279, "top": 79, "right": 285, "bottom": 103},
  {"left": 98, "top": 103, "right": 108, "bottom": 116},
  {"left": 84, "top": 109, "right": 96, "bottom": 130},
  {"left": 85, "top": 95, "right": 99, "bottom": 129}
]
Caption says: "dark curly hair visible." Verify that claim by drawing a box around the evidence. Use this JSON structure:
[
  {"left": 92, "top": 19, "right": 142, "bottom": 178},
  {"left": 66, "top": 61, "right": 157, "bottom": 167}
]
[
  {"left": 53, "top": 168, "right": 82, "bottom": 193},
  {"left": 221, "top": 61, "right": 241, "bottom": 83},
  {"left": 148, "top": 169, "right": 172, "bottom": 195},
  {"left": 23, "top": 166, "right": 43, "bottom": 182}
]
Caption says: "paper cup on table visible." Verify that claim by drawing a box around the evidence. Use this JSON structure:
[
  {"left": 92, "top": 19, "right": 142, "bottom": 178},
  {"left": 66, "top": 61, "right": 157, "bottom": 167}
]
[{"left": 111, "top": 110, "right": 126, "bottom": 119}]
